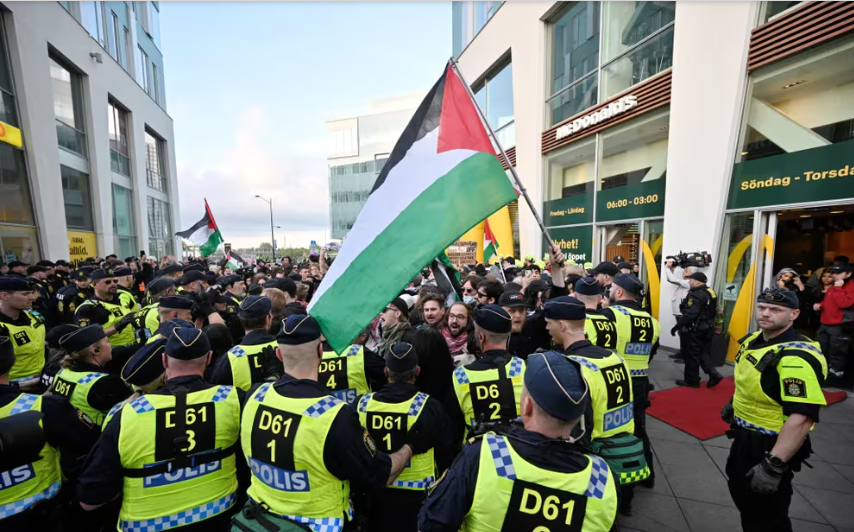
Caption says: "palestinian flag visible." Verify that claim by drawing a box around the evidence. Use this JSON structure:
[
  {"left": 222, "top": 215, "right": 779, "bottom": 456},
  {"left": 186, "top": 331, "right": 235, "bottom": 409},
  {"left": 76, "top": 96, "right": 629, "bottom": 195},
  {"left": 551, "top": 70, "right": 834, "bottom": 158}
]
[
  {"left": 431, "top": 252, "right": 463, "bottom": 308},
  {"left": 309, "top": 61, "right": 518, "bottom": 352},
  {"left": 225, "top": 251, "right": 243, "bottom": 270},
  {"left": 483, "top": 219, "right": 500, "bottom": 262},
  {"left": 176, "top": 200, "right": 223, "bottom": 257}
]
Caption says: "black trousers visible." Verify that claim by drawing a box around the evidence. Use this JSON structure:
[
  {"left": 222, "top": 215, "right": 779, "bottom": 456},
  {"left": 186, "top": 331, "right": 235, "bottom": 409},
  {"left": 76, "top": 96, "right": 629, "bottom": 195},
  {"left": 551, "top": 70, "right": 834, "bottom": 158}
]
[
  {"left": 816, "top": 324, "right": 851, "bottom": 379},
  {"left": 683, "top": 329, "right": 715, "bottom": 385},
  {"left": 726, "top": 430, "right": 795, "bottom": 532}
]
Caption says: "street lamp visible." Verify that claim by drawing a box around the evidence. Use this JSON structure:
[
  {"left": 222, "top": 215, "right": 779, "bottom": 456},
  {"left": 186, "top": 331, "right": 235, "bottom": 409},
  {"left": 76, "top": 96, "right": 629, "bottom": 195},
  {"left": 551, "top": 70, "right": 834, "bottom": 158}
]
[{"left": 255, "top": 195, "right": 276, "bottom": 261}]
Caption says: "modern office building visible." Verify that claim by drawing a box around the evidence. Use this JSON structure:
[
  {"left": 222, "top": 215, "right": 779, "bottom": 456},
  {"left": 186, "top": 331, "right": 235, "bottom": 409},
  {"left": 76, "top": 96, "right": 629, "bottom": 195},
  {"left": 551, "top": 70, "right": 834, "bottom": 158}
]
[
  {"left": 326, "top": 96, "right": 420, "bottom": 240},
  {"left": 0, "top": 1, "right": 179, "bottom": 266},
  {"left": 453, "top": 1, "right": 854, "bottom": 354}
]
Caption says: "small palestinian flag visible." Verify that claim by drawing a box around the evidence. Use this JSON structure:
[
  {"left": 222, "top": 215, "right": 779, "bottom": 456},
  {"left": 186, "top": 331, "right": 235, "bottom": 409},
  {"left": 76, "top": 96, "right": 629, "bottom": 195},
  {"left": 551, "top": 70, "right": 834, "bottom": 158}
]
[
  {"left": 309, "top": 61, "right": 518, "bottom": 353},
  {"left": 483, "top": 219, "right": 500, "bottom": 263},
  {"left": 176, "top": 200, "right": 223, "bottom": 257}
]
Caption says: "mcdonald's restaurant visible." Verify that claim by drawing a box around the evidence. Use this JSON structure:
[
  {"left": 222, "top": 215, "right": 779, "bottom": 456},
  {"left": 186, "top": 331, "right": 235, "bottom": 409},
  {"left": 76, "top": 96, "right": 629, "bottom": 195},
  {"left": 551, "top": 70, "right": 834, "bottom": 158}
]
[{"left": 453, "top": 1, "right": 854, "bottom": 354}]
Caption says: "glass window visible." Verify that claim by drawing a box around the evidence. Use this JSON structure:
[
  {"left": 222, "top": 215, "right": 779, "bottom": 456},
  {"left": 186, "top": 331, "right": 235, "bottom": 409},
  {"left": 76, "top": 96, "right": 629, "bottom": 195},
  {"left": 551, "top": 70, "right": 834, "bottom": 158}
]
[
  {"left": 474, "top": 61, "right": 515, "bottom": 148},
  {"left": 600, "top": 25, "right": 674, "bottom": 100},
  {"left": 764, "top": 1, "right": 804, "bottom": 22},
  {"left": 598, "top": 111, "right": 670, "bottom": 192},
  {"left": 147, "top": 196, "right": 172, "bottom": 257},
  {"left": 0, "top": 225, "right": 40, "bottom": 264},
  {"left": 112, "top": 184, "right": 136, "bottom": 258},
  {"left": 0, "top": 13, "right": 17, "bottom": 128},
  {"left": 602, "top": 2, "right": 675, "bottom": 63},
  {"left": 0, "top": 144, "right": 35, "bottom": 226},
  {"left": 145, "top": 130, "right": 166, "bottom": 191},
  {"left": 121, "top": 28, "right": 130, "bottom": 70},
  {"left": 61, "top": 166, "right": 94, "bottom": 230},
  {"left": 550, "top": 2, "right": 600, "bottom": 98},
  {"left": 548, "top": 73, "right": 598, "bottom": 128},
  {"left": 136, "top": 46, "right": 149, "bottom": 91},
  {"left": 453, "top": 1, "right": 502, "bottom": 57},
  {"left": 545, "top": 137, "right": 596, "bottom": 202},
  {"left": 149, "top": 2, "right": 162, "bottom": 49},
  {"left": 151, "top": 63, "right": 158, "bottom": 102},
  {"left": 108, "top": 101, "right": 131, "bottom": 176},
  {"left": 80, "top": 2, "right": 105, "bottom": 45},
  {"left": 106, "top": 10, "right": 117, "bottom": 60},
  {"left": 50, "top": 58, "right": 87, "bottom": 157}
]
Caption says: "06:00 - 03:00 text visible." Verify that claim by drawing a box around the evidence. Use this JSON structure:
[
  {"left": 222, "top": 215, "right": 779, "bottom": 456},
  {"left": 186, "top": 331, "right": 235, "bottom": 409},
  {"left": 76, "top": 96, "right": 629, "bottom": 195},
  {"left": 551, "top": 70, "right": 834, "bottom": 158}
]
[{"left": 606, "top": 194, "right": 659, "bottom": 209}]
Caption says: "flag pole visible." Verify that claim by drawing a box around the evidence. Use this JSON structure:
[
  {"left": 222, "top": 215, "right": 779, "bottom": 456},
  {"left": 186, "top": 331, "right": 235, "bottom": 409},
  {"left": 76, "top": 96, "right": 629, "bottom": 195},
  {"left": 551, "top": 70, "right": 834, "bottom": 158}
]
[{"left": 448, "top": 58, "right": 554, "bottom": 249}]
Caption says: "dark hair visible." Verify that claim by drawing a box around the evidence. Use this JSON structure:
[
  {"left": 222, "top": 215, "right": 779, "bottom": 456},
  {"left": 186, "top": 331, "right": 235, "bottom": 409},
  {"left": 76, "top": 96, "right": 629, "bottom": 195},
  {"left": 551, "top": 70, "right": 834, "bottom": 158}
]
[
  {"left": 388, "top": 367, "right": 418, "bottom": 384},
  {"left": 203, "top": 324, "right": 234, "bottom": 361},
  {"left": 526, "top": 264, "right": 542, "bottom": 273},
  {"left": 477, "top": 279, "right": 503, "bottom": 302},
  {"left": 410, "top": 327, "right": 453, "bottom": 399},
  {"left": 419, "top": 292, "right": 446, "bottom": 310},
  {"left": 462, "top": 275, "right": 483, "bottom": 290},
  {"left": 566, "top": 274, "right": 582, "bottom": 292}
]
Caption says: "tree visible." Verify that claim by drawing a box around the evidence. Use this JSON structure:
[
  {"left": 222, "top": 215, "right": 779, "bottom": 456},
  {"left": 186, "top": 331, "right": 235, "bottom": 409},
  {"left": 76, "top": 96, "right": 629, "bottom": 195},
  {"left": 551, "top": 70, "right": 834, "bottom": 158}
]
[{"left": 258, "top": 242, "right": 273, "bottom": 252}]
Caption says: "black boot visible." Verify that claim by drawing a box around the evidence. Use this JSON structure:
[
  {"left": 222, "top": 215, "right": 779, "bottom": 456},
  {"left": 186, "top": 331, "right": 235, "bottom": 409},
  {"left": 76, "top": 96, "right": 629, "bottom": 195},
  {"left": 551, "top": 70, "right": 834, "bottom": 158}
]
[{"left": 707, "top": 370, "right": 724, "bottom": 388}]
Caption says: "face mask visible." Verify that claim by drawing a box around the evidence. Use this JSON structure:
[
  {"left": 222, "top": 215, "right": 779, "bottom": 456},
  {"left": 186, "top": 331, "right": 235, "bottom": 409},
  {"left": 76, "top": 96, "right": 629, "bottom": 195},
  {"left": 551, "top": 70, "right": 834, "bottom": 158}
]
[{"left": 463, "top": 296, "right": 477, "bottom": 305}]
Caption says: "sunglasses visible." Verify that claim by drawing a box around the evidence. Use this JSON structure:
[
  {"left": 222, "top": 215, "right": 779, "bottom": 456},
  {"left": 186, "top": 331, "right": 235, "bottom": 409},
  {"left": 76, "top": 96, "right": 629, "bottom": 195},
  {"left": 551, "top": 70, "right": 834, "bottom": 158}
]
[
  {"left": 101, "top": 280, "right": 115, "bottom": 285},
  {"left": 477, "top": 292, "right": 488, "bottom": 298},
  {"left": 463, "top": 287, "right": 477, "bottom": 294}
]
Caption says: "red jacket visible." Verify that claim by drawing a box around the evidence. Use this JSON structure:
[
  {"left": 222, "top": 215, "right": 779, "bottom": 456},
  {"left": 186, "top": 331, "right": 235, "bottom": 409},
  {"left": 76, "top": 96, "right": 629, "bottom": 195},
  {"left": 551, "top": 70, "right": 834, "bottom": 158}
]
[{"left": 821, "top": 278, "right": 854, "bottom": 325}]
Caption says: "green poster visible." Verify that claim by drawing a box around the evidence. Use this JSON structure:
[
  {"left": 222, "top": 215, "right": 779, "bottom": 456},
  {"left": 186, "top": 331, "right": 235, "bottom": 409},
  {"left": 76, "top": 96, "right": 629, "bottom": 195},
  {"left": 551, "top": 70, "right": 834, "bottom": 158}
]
[
  {"left": 596, "top": 179, "right": 666, "bottom": 222},
  {"left": 728, "top": 139, "right": 854, "bottom": 210},
  {"left": 543, "top": 225, "right": 594, "bottom": 265},
  {"left": 543, "top": 193, "right": 594, "bottom": 226}
]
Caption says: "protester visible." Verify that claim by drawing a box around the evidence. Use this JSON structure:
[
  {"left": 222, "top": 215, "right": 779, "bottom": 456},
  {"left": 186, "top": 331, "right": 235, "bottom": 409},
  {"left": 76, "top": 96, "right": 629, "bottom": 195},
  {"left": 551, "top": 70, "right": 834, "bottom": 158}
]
[{"left": 440, "top": 301, "right": 475, "bottom": 356}]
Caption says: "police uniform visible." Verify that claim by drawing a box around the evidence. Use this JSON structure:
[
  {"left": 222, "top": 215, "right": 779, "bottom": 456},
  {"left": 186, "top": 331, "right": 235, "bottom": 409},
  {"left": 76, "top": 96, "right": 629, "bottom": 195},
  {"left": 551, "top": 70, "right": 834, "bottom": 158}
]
[
  {"left": 114, "top": 268, "right": 141, "bottom": 313},
  {"left": 418, "top": 351, "right": 619, "bottom": 532},
  {"left": 237, "top": 315, "right": 399, "bottom": 532},
  {"left": 77, "top": 327, "right": 244, "bottom": 531},
  {"left": 320, "top": 341, "right": 387, "bottom": 403},
  {"left": 674, "top": 272, "right": 723, "bottom": 388},
  {"left": 575, "top": 277, "right": 619, "bottom": 351},
  {"left": 0, "top": 336, "right": 100, "bottom": 531},
  {"left": 211, "top": 296, "right": 280, "bottom": 391},
  {"left": 134, "top": 277, "right": 176, "bottom": 344},
  {"left": 0, "top": 276, "right": 47, "bottom": 382},
  {"left": 49, "top": 261, "right": 71, "bottom": 294},
  {"left": 449, "top": 305, "right": 526, "bottom": 442},
  {"left": 75, "top": 270, "right": 137, "bottom": 347},
  {"left": 725, "top": 288, "right": 827, "bottom": 531},
  {"left": 55, "top": 270, "right": 93, "bottom": 324},
  {"left": 598, "top": 273, "right": 660, "bottom": 486},
  {"left": 357, "top": 342, "right": 456, "bottom": 532}
]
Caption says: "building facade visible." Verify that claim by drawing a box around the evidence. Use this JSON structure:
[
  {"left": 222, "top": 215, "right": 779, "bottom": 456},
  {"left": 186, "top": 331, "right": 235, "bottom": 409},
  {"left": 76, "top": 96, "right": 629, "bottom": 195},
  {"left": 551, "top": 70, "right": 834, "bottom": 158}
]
[
  {"left": 0, "top": 1, "right": 179, "bottom": 266},
  {"left": 453, "top": 1, "right": 854, "bottom": 354}
]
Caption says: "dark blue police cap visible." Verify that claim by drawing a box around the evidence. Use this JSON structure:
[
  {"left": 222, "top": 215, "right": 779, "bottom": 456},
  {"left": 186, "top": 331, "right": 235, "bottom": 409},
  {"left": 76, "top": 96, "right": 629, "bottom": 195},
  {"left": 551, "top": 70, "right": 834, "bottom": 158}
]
[
  {"left": 277, "top": 314, "right": 321, "bottom": 345},
  {"left": 182, "top": 263, "right": 204, "bottom": 273},
  {"left": 474, "top": 304, "right": 512, "bottom": 334},
  {"left": 165, "top": 327, "right": 211, "bottom": 360},
  {"left": 90, "top": 269, "right": 115, "bottom": 281},
  {"left": 0, "top": 275, "right": 32, "bottom": 292},
  {"left": 159, "top": 296, "right": 195, "bottom": 310},
  {"left": 544, "top": 296, "right": 586, "bottom": 320},
  {"left": 575, "top": 277, "right": 602, "bottom": 296},
  {"left": 46, "top": 324, "right": 80, "bottom": 347},
  {"left": 70, "top": 269, "right": 91, "bottom": 280},
  {"left": 113, "top": 268, "right": 132, "bottom": 277},
  {"left": 385, "top": 342, "right": 418, "bottom": 373},
  {"left": 757, "top": 288, "right": 799, "bottom": 309},
  {"left": 525, "top": 350, "right": 589, "bottom": 421},
  {"left": 218, "top": 275, "right": 238, "bottom": 288},
  {"left": 147, "top": 277, "right": 175, "bottom": 295},
  {"left": 178, "top": 270, "right": 206, "bottom": 286},
  {"left": 247, "top": 284, "right": 263, "bottom": 296},
  {"left": 156, "top": 318, "right": 195, "bottom": 338},
  {"left": 160, "top": 264, "right": 184, "bottom": 275},
  {"left": 122, "top": 338, "right": 167, "bottom": 386},
  {"left": 59, "top": 325, "right": 106, "bottom": 353},
  {"left": 612, "top": 273, "right": 644, "bottom": 294},
  {"left": 239, "top": 295, "right": 272, "bottom": 319}
]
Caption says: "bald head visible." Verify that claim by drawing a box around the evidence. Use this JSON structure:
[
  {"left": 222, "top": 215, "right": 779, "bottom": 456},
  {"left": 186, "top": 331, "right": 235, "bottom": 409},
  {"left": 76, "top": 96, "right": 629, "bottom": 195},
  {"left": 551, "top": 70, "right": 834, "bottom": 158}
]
[{"left": 276, "top": 338, "right": 322, "bottom": 374}]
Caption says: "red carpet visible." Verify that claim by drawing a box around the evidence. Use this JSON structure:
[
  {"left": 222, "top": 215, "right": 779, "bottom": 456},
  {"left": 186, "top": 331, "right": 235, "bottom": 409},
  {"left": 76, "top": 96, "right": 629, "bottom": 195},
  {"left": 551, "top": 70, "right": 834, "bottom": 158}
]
[{"left": 647, "top": 378, "right": 848, "bottom": 441}]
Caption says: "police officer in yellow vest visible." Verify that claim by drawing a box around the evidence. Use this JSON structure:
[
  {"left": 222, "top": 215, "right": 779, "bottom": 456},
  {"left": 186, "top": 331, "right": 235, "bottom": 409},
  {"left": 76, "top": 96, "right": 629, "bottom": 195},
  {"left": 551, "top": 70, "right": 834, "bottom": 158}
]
[
  {"left": 211, "top": 295, "right": 281, "bottom": 391},
  {"left": 574, "top": 277, "right": 620, "bottom": 351},
  {"left": 75, "top": 269, "right": 138, "bottom": 347},
  {"left": 53, "top": 325, "right": 131, "bottom": 427},
  {"left": 448, "top": 304, "right": 526, "bottom": 443},
  {"left": 598, "top": 273, "right": 660, "bottom": 488},
  {"left": 672, "top": 271, "right": 724, "bottom": 389},
  {"left": 320, "top": 338, "right": 387, "bottom": 404},
  {"left": 56, "top": 269, "right": 94, "bottom": 324},
  {"left": 0, "top": 276, "right": 46, "bottom": 386},
  {"left": 135, "top": 277, "right": 177, "bottom": 343},
  {"left": 419, "top": 350, "right": 619, "bottom": 532},
  {"left": 0, "top": 336, "right": 100, "bottom": 530},
  {"left": 722, "top": 288, "right": 827, "bottom": 531},
  {"left": 78, "top": 326, "right": 244, "bottom": 531},
  {"left": 114, "top": 267, "right": 141, "bottom": 313},
  {"left": 236, "top": 315, "right": 424, "bottom": 532},
  {"left": 357, "top": 341, "right": 456, "bottom": 532}
]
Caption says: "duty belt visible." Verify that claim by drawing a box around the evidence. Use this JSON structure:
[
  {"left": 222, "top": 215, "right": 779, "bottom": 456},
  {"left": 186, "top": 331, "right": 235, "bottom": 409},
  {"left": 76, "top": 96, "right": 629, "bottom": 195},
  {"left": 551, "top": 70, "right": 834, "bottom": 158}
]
[{"left": 733, "top": 415, "right": 778, "bottom": 436}]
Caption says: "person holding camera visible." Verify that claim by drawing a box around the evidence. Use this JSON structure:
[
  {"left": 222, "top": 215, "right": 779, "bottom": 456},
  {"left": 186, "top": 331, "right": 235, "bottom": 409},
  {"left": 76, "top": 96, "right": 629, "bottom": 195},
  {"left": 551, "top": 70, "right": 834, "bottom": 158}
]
[
  {"left": 665, "top": 260, "right": 696, "bottom": 362},
  {"left": 672, "top": 272, "right": 723, "bottom": 388}
]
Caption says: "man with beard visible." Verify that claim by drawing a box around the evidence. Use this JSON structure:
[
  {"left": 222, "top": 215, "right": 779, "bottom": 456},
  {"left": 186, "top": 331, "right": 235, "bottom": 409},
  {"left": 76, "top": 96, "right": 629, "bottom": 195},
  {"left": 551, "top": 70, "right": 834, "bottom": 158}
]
[
  {"left": 378, "top": 296, "right": 414, "bottom": 357},
  {"left": 421, "top": 293, "right": 446, "bottom": 328},
  {"left": 75, "top": 269, "right": 138, "bottom": 347},
  {"left": 442, "top": 301, "right": 476, "bottom": 359}
]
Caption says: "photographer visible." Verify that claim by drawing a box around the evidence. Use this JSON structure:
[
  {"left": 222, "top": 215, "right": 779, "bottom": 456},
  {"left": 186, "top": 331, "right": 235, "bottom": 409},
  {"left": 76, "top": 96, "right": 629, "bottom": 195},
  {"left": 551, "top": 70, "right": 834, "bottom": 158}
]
[{"left": 665, "top": 260, "right": 695, "bottom": 362}]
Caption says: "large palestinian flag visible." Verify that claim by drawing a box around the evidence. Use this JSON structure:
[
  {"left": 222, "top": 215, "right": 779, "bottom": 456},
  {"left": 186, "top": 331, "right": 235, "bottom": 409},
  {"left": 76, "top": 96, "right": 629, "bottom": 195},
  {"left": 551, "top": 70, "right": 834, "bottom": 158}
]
[
  {"left": 176, "top": 200, "right": 223, "bottom": 257},
  {"left": 309, "top": 61, "right": 519, "bottom": 352}
]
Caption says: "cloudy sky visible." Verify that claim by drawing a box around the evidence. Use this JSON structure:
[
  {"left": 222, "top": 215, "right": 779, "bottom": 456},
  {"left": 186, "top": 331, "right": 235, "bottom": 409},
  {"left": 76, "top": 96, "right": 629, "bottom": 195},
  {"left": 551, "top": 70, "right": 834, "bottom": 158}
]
[{"left": 162, "top": 2, "right": 451, "bottom": 249}]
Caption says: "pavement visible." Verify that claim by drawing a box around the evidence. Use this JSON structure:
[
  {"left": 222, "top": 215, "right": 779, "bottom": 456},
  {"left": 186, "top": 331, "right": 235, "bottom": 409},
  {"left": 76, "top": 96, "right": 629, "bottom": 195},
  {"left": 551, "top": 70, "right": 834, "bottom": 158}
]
[{"left": 619, "top": 351, "right": 854, "bottom": 532}]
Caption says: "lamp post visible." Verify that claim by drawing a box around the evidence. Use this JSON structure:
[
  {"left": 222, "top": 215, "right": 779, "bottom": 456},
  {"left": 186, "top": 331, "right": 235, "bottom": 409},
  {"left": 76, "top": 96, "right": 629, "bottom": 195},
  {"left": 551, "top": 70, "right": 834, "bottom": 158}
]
[{"left": 255, "top": 195, "right": 276, "bottom": 261}]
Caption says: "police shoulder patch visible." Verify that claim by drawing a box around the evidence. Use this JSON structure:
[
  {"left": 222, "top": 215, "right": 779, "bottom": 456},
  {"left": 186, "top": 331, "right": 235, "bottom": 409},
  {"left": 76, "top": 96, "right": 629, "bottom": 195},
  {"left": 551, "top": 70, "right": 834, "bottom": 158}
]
[
  {"left": 363, "top": 429, "right": 377, "bottom": 457},
  {"left": 687, "top": 298, "right": 693, "bottom": 307},
  {"left": 783, "top": 377, "right": 806, "bottom": 398}
]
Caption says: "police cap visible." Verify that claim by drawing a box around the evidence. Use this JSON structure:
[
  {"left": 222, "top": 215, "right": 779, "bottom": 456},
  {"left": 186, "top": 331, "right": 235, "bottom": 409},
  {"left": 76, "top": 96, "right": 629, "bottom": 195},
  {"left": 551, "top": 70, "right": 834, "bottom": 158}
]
[
  {"left": 59, "top": 325, "right": 107, "bottom": 354},
  {"left": 0, "top": 275, "right": 32, "bottom": 292},
  {"left": 160, "top": 264, "right": 184, "bottom": 275},
  {"left": 617, "top": 262, "right": 633, "bottom": 271},
  {"left": 574, "top": 277, "right": 602, "bottom": 296},
  {"left": 46, "top": 324, "right": 80, "bottom": 347},
  {"left": 7, "top": 260, "right": 28, "bottom": 269},
  {"left": 204, "top": 271, "right": 217, "bottom": 283},
  {"left": 473, "top": 304, "right": 512, "bottom": 334},
  {"left": 55, "top": 260, "right": 71, "bottom": 268},
  {"left": 122, "top": 338, "right": 167, "bottom": 386},
  {"left": 70, "top": 269, "right": 91, "bottom": 280},
  {"left": 218, "top": 275, "right": 238, "bottom": 288},
  {"left": 525, "top": 350, "right": 589, "bottom": 421},
  {"left": 498, "top": 291, "right": 525, "bottom": 308},
  {"left": 544, "top": 296, "right": 586, "bottom": 321},
  {"left": 277, "top": 314, "right": 321, "bottom": 345},
  {"left": 687, "top": 272, "right": 708, "bottom": 283},
  {"left": 178, "top": 270, "right": 206, "bottom": 286},
  {"left": 757, "top": 288, "right": 799, "bottom": 309},
  {"left": 165, "top": 327, "right": 211, "bottom": 360},
  {"left": 247, "top": 284, "right": 263, "bottom": 296},
  {"left": 612, "top": 273, "right": 644, "bottom": 294},
  {"left": 182, "top": 263, "right": 205, "bottom": 273},
  {"left": 155, "top": 318, "right": 195, "bottom": 338},
  {"left": 159, "top": 295, "right": 195, "bottom": 310},
  {"left": 90, "top": 269, "right": 115, "bottom": 281},
  {"left": 385, "top": 342, "right": 418, "bottom": 373},
  {"left": 147, "top": 277, "right": 175, "bottom": 296},
  {"left": 238, "top": 295, "right": 272, "bottom": 319},
  {"left": 113, "top": 268, "right": 132, "bottom": 277},
  {"left": 591, "top": 262, "right": 618, "bottom": 276},
  {"left": 36, "top": 260, "right": 56, "bottom": 268},
  {"left": 27, "top": 265, "right": 48, "bottom": 276}
]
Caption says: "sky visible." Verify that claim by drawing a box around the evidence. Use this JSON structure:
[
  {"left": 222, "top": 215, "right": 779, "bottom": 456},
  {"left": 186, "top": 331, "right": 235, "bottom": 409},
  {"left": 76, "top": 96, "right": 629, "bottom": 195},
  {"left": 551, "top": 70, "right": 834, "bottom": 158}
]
[{"left": 161, "top": 2, "right": 452, "bottom": 250}]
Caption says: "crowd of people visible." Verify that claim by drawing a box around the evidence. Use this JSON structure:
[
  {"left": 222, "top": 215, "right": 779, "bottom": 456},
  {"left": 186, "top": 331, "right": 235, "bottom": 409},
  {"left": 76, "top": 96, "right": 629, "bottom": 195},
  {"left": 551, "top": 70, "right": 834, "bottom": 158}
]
[{"left": 0, "top": 244, "right": 835, "bottom": 532}]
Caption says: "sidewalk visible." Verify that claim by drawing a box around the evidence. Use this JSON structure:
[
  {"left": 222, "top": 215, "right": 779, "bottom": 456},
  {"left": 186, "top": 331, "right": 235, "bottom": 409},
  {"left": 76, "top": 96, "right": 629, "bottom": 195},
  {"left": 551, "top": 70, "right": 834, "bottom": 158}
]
[{"left": 619, "top": 353, "right": 854, "bottom": 532}]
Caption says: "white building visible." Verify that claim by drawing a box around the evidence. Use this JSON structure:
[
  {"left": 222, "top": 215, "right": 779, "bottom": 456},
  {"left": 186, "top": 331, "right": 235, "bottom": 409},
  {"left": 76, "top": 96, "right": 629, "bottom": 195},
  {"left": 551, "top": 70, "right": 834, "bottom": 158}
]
[
  {"left": 0, "top": 1, "right": 179, "bottom": 266},
  {"left": 454, "top": 1, "right": 854, "bottom": 356}
]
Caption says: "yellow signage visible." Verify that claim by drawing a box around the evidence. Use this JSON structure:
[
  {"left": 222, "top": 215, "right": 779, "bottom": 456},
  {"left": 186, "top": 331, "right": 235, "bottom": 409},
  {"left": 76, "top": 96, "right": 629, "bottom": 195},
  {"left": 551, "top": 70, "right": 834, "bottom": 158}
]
[
  {"left": 68, "top": 231, "right": 97, "bottom": 268},
  {"left": 0, "top": 121, "right": 22, "bottom": 148}
]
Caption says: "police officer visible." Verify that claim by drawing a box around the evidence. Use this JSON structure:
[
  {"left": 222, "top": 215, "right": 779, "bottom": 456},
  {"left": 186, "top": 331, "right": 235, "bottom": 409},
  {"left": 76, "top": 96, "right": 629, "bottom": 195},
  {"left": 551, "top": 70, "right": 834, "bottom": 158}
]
[
  {"left": 673, "top": 271, "right": 724, "bottom": 388},
  {"left": 0, "top": 276, "right": 45, "bottom": 384},
  {"left": 52, "top": 325, "right": 132, "bottom": 426},
  {"left": 320, "top": 335, "right": 387, "bottom": 404},
  {"left": 235, "top": 314, "right": 423, "bottom": 531},
  {"left": 575, "top": 277, "right": 620, "bottom": 351},
  {"left": 599, "top": 273, "right": 660, "bottom": 488},
  {"left": 117, "top": 337, "right": 168, "bottom": 404},
  {"left": 722, "top": 288, "right": 827, "bottom": 531},
  {"left": 418, "top": 351, "right": 619, "bottom": 532},
  {"left": 0, "top": 336, "right": 100, "bottom": 531},
  {"left": 56, "top": 269, "right": 93, "bottom": 324},
  {"left": 51, "top": 259, "right": 72, "bottom": 293},
  {"left": 177, "top": 270, "right": 206, "bottom": 295},
  {"left": 75, "top": 269, "right": 137, "bottom": 347},
  {"left": 145, "top": 296, "right": 197, "bottom": 346},
  {"left": 211, "top": 295, "right": 280, "bottom": 391},
  {"left": 113, "top": 267, "right": 140, "bottom": 313},
  {"left": 26, "top": 265, "right": 52, "bottom": 325},
  {"left": 78, "top": 327, "right": 243, "bottom": 531},
  {"left": 157, "top": 263, "right": 184, "bottom": 281},
  {"left": 135, "top": 277, "right": 177, "bottom": 342},
  {"left": 356, "top": 341, "right": 456, "bottom": 532}
]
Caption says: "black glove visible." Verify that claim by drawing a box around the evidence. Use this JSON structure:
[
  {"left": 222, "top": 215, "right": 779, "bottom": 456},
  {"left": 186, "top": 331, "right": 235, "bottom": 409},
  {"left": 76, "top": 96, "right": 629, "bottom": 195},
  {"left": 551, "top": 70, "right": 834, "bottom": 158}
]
[
  {"left": 746, "top": 457, "right": 786, "bottom": 494},
  {"left": 114, "top": 313, "right": 136, "bottom": 332},
  {"left": 670, "top": 324, "right": 680, "bottom": 337},
  {"left": 720, "top": 400, "right": 734, "bottom": 425},
  {"left": 405, "top": 427, "right": 434, "bottom": 455},
  {"left": 196, "top": 292, "right": 216, "bottom": 319}
]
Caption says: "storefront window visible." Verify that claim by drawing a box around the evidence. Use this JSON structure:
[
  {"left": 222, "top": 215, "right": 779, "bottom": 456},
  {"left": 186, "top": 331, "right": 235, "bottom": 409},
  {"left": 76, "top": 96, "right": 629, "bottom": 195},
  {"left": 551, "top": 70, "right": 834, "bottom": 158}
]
[
  {"left": 601, "top": 2, "right": 675, "bottom": 63},
  {"left": 548, "top": 2, "right": 600, "bottom": 126},
  {"left": 598, "top": 111, "right": 669, "bottom": 191},
  {"left": 112, "top": 184, "right": 136, "bottom": 259},
  {"left": 546, "top": 137, "right": 596, "bottom": 202},
  {"left": 714, "top": 213, "right": 755, "bottom": 359},
  {"left": 0, "top": 144, "right": 35, "bottom": 226},
  {"left": 601, "top": 25, "right": 674, "bottom": 100},
  {"left": 0, "top": 224, "right": 39, "bottom": 264},
  {"left": 61, "top": 165, "right": 94, "bottom": 230}
]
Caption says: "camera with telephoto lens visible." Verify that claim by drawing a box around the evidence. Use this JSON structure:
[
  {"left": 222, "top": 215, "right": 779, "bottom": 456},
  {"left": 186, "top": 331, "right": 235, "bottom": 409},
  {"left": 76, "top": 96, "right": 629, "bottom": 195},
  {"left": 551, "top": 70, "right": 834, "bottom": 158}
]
[{"left": 666, "top": 251, "right": 713, "bottom": 268}]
